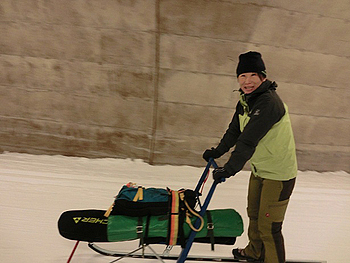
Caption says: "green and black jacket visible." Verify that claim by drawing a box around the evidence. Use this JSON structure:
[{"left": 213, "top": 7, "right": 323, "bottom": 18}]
[{"left": 216, "top": 80, "right": 297, "bottom": 181}]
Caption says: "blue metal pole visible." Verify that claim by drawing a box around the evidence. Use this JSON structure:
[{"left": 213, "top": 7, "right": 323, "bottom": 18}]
[
  {"left": 194, "top": 158, "right": 218, "bottom": 194},
  {"left": 177, "top": 159, "right": 221, "bottom": 263}
]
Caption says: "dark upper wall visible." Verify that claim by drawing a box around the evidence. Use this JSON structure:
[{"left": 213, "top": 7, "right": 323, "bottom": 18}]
[{"left": 0, "top": 0, "right": 349, "bottom": 172}]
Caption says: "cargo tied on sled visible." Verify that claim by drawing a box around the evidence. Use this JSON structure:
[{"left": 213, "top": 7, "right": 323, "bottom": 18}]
[
  {"left": 58, "top": 159, "right": 246, "bottom": 262},
  {"left": 58, "top": 208, "right": 243, "bottom": 245}
]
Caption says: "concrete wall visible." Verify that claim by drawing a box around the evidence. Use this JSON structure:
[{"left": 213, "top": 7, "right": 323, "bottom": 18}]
[{"left": 0, "top": 0, "right": 349, "bottom": 172}]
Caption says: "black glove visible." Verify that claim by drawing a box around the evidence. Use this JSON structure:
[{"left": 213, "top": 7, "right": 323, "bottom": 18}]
[
  {"left": 212, "top": 167, "right": 231, "bottom": 182},
  {"left": 203, "top": 147, "right": 221, "bottom": 162}
]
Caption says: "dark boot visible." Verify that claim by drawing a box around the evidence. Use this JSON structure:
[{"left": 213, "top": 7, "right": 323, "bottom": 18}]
[{"left": 232, "top": 248, "right": 263, "bottom": 262}]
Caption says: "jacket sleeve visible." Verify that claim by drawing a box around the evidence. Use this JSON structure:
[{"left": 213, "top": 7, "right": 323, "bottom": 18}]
[
  {"left": 215, "top": 106, "right": 241, "bottom": 156},
  {"left": 224, "top": 93, "right": 285, "bottom": 175}
]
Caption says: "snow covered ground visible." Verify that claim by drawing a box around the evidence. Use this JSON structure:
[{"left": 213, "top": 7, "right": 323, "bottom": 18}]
[{"left": 0, "top": 152, "right": 349, "bottom": 263}]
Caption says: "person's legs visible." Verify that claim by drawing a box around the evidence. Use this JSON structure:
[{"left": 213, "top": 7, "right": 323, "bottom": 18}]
[
  {"left": 257, "top": 178, "right": 296, "bottom": 263},
  {"left": 244, "top": 174, "right": 264, "bottom": 260}
]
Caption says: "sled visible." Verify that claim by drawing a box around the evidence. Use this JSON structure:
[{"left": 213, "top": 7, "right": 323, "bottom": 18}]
[
  {"left": 58, "top": 158, "right": 248, "bottom": 262},
  {"left": 87, "top": 244, "right": 327, "bottom": 263},
  {"left": 58, "top": 158, "right": 327, "bottom": 263}
]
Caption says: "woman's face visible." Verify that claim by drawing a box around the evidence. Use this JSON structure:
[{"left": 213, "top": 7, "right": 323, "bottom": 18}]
[{"left": 238, "top": 72, "right": 266, "bottom": 94}]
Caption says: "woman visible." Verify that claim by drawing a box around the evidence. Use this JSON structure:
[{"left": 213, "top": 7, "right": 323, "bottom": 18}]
[{"left": 203, "top": 51, "right": 297, "bottom": 263}]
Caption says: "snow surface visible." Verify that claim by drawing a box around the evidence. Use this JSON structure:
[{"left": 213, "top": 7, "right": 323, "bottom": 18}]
[{"left": 0, "top": 152, "right": 349, "bottom": 263}]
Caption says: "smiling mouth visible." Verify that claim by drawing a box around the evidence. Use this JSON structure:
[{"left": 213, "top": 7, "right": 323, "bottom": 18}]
[{"left": 243, "top": 86, "right": 255, "bottom": 94}]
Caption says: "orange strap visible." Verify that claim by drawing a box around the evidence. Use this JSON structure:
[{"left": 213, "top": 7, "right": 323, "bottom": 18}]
[
  {"left": 104, "top": 202, "right": 114, "bottom": 217},
  {"left": 168, "top": 190, "right": 179, "bottom": 246},
  {"left": 133, "top": 186, "right": 144, "bottom": 202}
]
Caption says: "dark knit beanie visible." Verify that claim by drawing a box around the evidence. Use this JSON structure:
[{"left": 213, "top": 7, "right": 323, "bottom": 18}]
[{"left": 236, "top": 51, "right": 266, "bottom": 77}]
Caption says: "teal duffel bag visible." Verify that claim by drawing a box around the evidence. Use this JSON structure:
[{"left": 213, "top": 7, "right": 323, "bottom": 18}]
[{"left": 109, "top": 185, "right": 197, "bottom": 217}]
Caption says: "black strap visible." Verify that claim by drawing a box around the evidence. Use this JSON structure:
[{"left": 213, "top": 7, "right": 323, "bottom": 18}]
[
  {"left": 178, "top": 211, "right": 186, "bottom": 248},
  {"left": 206, "top": 211, "right": 215, "bottom": 251},
  {"left": 144, "top": 215, "right": 151, "bottom": 244},
  {"left": 137, "top": 217, "right": 143, "bottom": 246}
]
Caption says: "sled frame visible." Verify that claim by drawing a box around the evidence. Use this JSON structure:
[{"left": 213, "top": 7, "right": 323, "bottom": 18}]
[
  {"left": 89, "top": 242, "right": 245, "bottom": 262},
  {"left": 88, "top": 243, "right": 327, "bottom": 263},
  {"left": 89, "top": 242, "right": 166, "bottom": 263},
  {"left": 88, "top": 158, "right": 219, "bottom": 263}
]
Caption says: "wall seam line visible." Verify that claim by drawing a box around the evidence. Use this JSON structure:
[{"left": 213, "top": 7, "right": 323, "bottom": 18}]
[{"left": 149, "top": 0, "right": 160, "bottom": 165}]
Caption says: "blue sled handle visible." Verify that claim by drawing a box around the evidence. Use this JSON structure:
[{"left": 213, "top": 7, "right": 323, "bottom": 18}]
[
  {"left": 194, "top": 158, "right": 219, "bottom": 194},
  {"left": 177, "top": 158, "right": 222, "bottom": 263}
]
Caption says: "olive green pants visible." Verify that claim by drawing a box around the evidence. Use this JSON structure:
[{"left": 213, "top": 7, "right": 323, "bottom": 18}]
[{"left": 244, "top": 174, "right": 296, "bottom": 263}]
